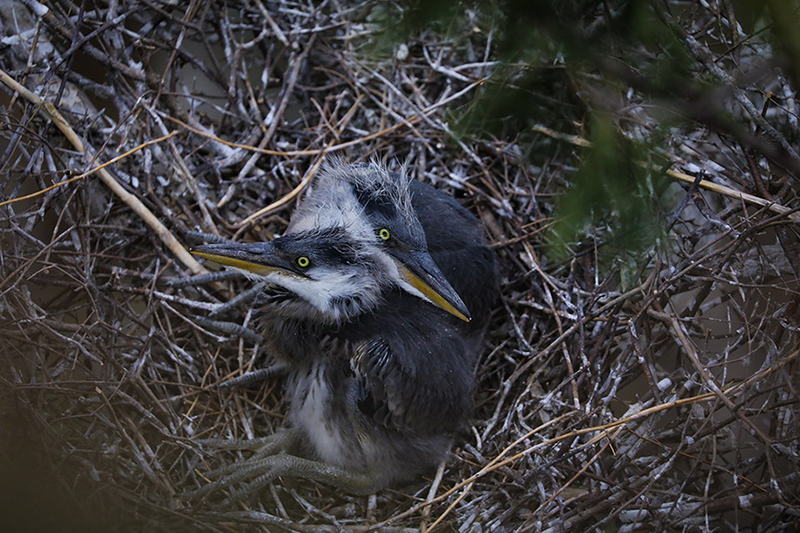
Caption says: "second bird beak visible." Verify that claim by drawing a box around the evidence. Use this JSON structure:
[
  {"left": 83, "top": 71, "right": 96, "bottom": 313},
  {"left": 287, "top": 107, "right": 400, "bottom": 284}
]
[
  {"left": 190, "top": 242, "right": 472, "bottom": 323},
  {"left": 392, "top": 251, "right": 471, "bottom": 323}
]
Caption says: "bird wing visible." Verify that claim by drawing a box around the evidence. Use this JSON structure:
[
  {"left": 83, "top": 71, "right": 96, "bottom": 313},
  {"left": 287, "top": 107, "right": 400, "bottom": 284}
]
[
  {"left": 349, "top": 323, "right": 473, "bottom": 435},
  {"left": 409, "top": 180, "right": 500, "bottom": 332},
  {"left": 351, "top": 338, "right": 406, "bottom": 431}
]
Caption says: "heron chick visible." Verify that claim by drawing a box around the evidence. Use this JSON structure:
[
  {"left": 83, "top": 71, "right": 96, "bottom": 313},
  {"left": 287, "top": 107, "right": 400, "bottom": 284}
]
[{"left": 188, "top": 161, "right": 498, "bottom": 501}]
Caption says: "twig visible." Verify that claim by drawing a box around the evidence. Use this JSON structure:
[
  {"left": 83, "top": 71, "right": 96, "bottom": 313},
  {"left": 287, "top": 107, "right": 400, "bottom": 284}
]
[
  {"left": 0, "top": 67, "right": 208, "bottom": 275},
  {"left": 0, "top": 131, "right": 178, "bottom": 208},
  {"left": 531, "top": 124, "right": 800, "bottom": 222},
  {"left": 236, "top": 143, "right": 332, "bottom": 228}
]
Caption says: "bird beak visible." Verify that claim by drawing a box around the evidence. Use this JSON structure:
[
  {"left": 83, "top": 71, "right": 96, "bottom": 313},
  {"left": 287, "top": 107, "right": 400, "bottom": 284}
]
[
  {"left": 189, "top": 242, "right": 300, "bottom": 277},
  {"left": 393, "top": 251, "right": 471, "bottom": 322}
]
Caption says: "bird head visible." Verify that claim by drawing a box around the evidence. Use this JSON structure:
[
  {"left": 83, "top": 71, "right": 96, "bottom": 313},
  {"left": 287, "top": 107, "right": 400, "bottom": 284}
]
[
  {"left": 319, "top": 160, "right": 472, "bottom": 322},
  {"left": 191, "top": 227, "right": 384, "bottom": 323},
  {"left": 194, "top": 160, "right": 472, "bottom": 323}
]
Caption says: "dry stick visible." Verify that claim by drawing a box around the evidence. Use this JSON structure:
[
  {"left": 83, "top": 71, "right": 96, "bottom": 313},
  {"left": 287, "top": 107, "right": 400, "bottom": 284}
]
[
  {"left": 419, "top": 460, "right": 447, "bottom": 533},
  {"left": 0, "top": 68, "right": 208, "bottom": 276},
  {"left": 236, "top": 143, "right": 333, "bottom": 229},
  {"left": 426, "top": 480, "right": 474, "bottom": 532},
  {"left": 651, "top": 308, "right": 776, "bottom": 447},
  {"left": 660, "top": 165, "right": 800, "bottom": 222},
  {"left": 375, "top": 346, "right": 800, "bottom": 530},
  {"left": 364, "top": 414, "right": 571, "bottom": 531},
  {"left": 545, "top": 281, "right": 581, "bottom": 409},
  {"left": 624, "top": 426, "right": 766, "bottom": 493},
  {"left": 531, "top": 124, "right": 800, "bottom": 223},
  {"left": 163, "top": 113, "right": 421, "bottom": 157},
  {"left": 163, "top": 76, "right": 485, "bottom": 160},
  {"left": 540, "top": 438, "right": 612, "bottom": 508},
  {"left": 424, "top": 397, "right": 711, "bottom": 528},
  {"left": 0, "top": 132, "right": 178, "bottom": 208},
  {"left": 236, "top": 91, "right": 364, "bottom": 229},
  {"left": 428, "top": 395, "right": 726, "bottom": 527},
  {"left": 163, "top": 76, "right": 490, "bottom": 228},
  {"left": 217, "top": 35, "right": 318, "bottom": 210}
]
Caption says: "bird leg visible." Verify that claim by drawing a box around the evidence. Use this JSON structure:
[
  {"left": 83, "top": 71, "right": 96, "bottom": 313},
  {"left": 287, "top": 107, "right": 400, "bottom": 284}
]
[
  {"left": 218, "top": 454, "right": 377, "bottom": 505},
  {"left": 218, "top": 364, "right": 289, "bottom": 388},
  {"left": 184, "top": 428, "right": 298, "bottom": 503},
  {"left": 193, "top": 430, "right": 294, "bottom": 453},
  {"left": 191, "top": 315, "right": 263, "bottom": 343},
  {"left": 184, "top": 428, "right": 377, "bottom": 506}
]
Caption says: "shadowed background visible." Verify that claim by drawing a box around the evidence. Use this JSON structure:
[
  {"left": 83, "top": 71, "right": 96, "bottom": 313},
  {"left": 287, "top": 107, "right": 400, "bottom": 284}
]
[{"left": 1, "top": 0, "right": 798, "bottom": 530}]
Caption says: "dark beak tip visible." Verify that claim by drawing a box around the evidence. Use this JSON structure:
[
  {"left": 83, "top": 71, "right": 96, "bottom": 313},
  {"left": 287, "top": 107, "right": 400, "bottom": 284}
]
[{"left": 456, "top": 304, "right": 472, "bottom": 323}]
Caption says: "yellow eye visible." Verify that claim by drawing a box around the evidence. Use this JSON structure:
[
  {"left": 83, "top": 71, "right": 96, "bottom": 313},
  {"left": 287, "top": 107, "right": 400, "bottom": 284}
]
[
  {"left": 378, "top": 228, "right": 391, "bottom": 241},
  {"left": 296, "top": 256, "right": 310, "bottom": 268}
]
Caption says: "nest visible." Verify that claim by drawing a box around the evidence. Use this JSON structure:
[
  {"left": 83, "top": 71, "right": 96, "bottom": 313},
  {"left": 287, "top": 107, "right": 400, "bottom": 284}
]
[{"left": 1, "top": 0, "right": 798, "bottom": 531}]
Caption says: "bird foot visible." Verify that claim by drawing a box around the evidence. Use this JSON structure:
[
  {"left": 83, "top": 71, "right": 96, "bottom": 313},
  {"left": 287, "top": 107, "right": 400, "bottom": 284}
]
[{"left": 183, "top": 429, "right": 377, "bottom": 506}]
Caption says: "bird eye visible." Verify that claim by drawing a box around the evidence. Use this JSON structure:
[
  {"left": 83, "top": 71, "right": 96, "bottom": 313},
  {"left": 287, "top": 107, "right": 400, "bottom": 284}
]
[
  {"left": 378, "top": 228, "right": 391, "bottom": 241},
  {"left": 296, "top": 256, "right": 310, "bottom": 268}
]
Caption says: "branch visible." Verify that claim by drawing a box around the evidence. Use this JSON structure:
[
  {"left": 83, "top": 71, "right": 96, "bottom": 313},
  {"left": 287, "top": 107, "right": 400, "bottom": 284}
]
[{"left": 0, "top": 68, "right": 208, "bottom": 276}]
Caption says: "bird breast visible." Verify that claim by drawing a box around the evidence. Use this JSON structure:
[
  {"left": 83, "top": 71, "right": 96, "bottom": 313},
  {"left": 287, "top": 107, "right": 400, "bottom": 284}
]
[{"left": 287, "top": 361, "right": 353, "bottom": 467}]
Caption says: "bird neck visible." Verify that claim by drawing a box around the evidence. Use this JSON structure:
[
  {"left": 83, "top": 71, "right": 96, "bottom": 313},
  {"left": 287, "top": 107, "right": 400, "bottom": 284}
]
[{"left": 257, "top": 310, "right": 334, "bottom": 363}]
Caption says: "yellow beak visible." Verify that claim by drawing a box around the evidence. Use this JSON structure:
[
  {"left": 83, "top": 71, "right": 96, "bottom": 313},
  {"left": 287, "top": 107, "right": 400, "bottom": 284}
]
[{"left": 397, "top": 264, "right": 471, "bottom": 322}]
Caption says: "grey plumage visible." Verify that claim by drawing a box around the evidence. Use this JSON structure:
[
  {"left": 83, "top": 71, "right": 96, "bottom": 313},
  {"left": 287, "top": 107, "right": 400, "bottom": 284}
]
[{"left": 188, "top": 161, "right": 499, "bottom": 500}]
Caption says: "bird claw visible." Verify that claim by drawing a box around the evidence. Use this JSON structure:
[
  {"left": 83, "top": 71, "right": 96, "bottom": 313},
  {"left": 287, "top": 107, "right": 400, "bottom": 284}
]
[
  {"left": 193, "top": 430, "right": 289, "bottom": 452},
  {"left": 184, "top": 456, "right": 281, "bottom": 506},
  {"left": 183, "top": 429, "right": 299, "bottom": 505},
  {"left": 183, "top": 429, "right": 378, "bottom": 505},
  {"left": 219, "top": 364, "right": 289, "bottom": 388}
]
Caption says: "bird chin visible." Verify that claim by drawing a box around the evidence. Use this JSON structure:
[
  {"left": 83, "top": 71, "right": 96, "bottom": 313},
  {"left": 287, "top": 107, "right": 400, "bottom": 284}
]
[
  {"left": 259, "top": 277, "right": 381, "bottom": 325},
  {"left": 258, "top": 286, "right": 323, "bottom": 321},
  {"left": 326, "top": 294, "right": 379, "bottom": 324},
  {"left": 260, "top": 293, "right": 357, "bottom": 326}
]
